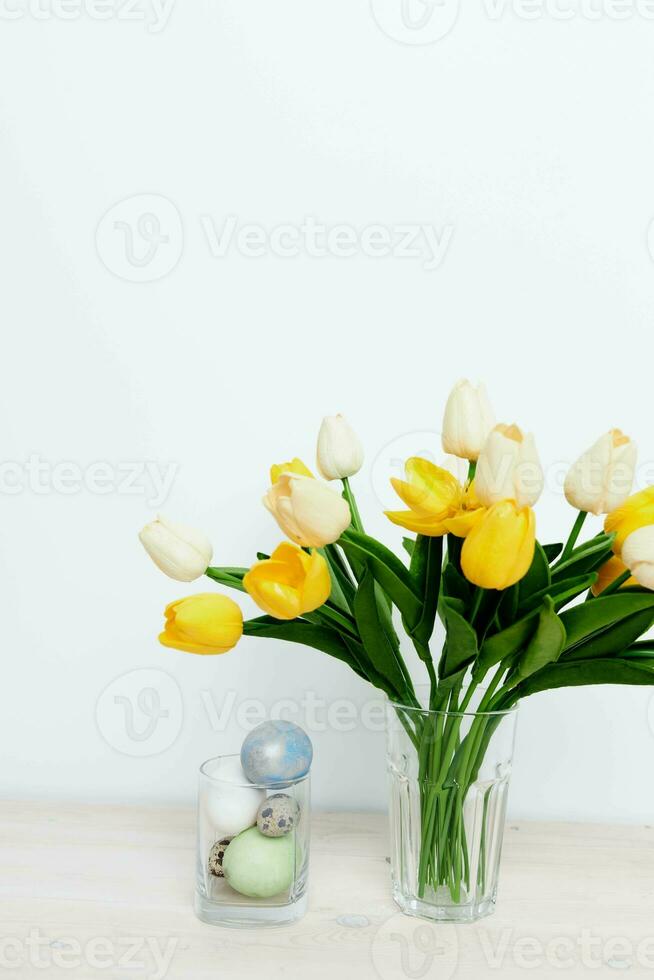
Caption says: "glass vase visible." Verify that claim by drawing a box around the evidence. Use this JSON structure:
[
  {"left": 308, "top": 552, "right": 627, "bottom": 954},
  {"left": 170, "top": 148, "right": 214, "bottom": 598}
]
[
  {"left": 195, "top": 754, "right": 310, "bottom": 927},
  {"left": 386, "top": 688, "right": 518, "bottom": 923}
]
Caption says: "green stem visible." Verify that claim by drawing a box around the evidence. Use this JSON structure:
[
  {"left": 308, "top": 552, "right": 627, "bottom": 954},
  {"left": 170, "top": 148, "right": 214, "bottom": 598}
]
[
  {"left": 597, "top": 568, "right": 631, "bottom": 598},
  {"left": 469, "top": 588, "right": 483, "bottom": 625},
  {"left": 342, "top": 477, "right": 364, "bottom": 533},
  {"left": 558, "top": 511, "right": 588, "bottom": 564}
]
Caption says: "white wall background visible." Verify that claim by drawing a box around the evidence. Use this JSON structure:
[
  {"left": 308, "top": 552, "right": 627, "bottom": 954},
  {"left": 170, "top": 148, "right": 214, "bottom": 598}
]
[{"left": 2, "top": 0, "right": 654, "bottom": 822}]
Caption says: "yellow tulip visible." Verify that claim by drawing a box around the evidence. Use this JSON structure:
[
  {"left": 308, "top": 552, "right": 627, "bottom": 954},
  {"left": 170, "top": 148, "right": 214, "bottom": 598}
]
[
  {"left": 605, "top": 486, "right": 654, "bottom": 555},
  {"left": 244, "top": 542, "right": 331, "bottom": 620},
  {"left": 591, "top": 555, "right": 636, "bottom": 596},
  {"left": 159, "top": 593, "right": 243, "bottom": 655},
  {"left": 385, "top": 457, "right": 484, "bottom": 537},
  {"left": 461, "top": 500, "right": 536, "bottom": 590},
  {"left": 270, "top": 458, "right": 314, "bottom": 484}
]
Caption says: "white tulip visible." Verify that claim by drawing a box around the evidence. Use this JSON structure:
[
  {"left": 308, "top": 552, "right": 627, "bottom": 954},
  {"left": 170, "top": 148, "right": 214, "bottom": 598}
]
[
  {"left": 475, "top": 424, "right": 544, "bottom": 509},
  {"left": 316, "top": 414, "right": 364, "bottom": 481},
  {"left": 564, "top": 429, "right": 636, "bottom": 516},
  {"left": 442, "top": 379, "right": 495, "bottom": 461},
  {"left": 622, "top": 525, "right": 654, "bottom": 590},
  {"left": 264, "top": 474, "right": 351, "bottom": 547},
  {"left": 139, "top": 515, "right": 213, "bottom": 582}
]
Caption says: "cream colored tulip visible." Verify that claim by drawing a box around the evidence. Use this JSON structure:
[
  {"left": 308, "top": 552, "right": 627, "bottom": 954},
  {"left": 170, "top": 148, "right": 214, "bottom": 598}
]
[
  {"left": 316, "top": 414, "right": 364, "bottom": 480},
  {"left": 621, "top": 525, "right": 654, "bottom": 590},
  {"left": 139, "top": 515, "right": 213, "bottom": 582},
  {"left": 475, "top": 424, "right": 544, "bottom": 509},
  {"left": 263, "top": 473, "right": 351, "bottom": 547},
  {"left": 441, "top": 379, "right": 495, "bottom": 461},
  {"left": 564, "top": 429, "right": 636, "bottom": 516}
]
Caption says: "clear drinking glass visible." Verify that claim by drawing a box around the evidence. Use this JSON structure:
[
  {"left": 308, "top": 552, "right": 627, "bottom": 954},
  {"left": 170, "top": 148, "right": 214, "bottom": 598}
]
[
  {"left": 386, "top": 688, "right": 518, "bottom": 923},
  {"left": 195, "top": 754, "right": 310, "bottom": 927}
]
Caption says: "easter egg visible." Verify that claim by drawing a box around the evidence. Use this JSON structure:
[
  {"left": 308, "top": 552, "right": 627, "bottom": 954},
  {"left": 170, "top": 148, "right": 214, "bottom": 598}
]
[
  {"left": 203, "top": 757, "right": 266, "bottom": 838},
  {"left": 208, "top": 837, "right": 232, "bottom": 877},
  {"left": 222, "top": 826, "right": 294, "bottom": 898},
  {"left": 240, "top": 720, "right": 313, "bottom": 784},
  {"left": 256, "top": 794, "right": 299, "bottom": 838}
]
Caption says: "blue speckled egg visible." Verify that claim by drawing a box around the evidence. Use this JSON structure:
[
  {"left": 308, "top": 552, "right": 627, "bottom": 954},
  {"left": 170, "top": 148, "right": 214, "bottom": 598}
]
[{"left": 240, "top": 720, "right": 313, "bottom": 784}]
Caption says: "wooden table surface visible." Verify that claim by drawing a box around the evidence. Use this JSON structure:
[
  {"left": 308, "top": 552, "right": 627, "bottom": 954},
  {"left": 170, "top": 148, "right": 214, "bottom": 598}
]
[{"left": 1, "top": 801, "right": 653, "bottom": 978}]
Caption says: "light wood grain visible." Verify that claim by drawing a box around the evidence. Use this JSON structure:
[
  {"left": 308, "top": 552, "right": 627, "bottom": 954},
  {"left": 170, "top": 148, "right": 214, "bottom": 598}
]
[{"left": 1, "top": 801, "right": 652, "bottom": 978}]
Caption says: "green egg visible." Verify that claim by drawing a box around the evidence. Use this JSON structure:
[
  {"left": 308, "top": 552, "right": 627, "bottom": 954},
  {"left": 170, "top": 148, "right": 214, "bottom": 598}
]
[{"left": 222, "top": 826, "right": 294, "bottom": 899}]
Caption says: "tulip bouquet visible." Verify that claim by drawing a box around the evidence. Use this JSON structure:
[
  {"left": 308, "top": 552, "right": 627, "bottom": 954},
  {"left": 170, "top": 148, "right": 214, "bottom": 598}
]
[{"left": 140, "top": 387, "right": 654, "bottom": 916}]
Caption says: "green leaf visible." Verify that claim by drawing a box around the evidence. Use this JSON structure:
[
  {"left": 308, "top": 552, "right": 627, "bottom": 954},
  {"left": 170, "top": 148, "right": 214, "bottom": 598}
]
[
  {"left": 243, "top": 617, "right": 356, "bottom": 666},
  {"left": 560, "top": 593, "right": 654, "bottom": 658},
  {"left": 256, "top": 552, "right": 270, "bottom": 561},
  {"left": 511, "top": 598, "right": 566, "bottom": 684},
  {"left": 442, "top": 563, "right": 472, "bottom": 606},
  {"left": 519, "top": 573, "right": 598, "bottom": 615},
  {"left": 438, "top": 596, "right": 478, "bottom": 680},
  {"left": 408, "top": 535, "right": 443, "bottom": 648},
  {"left": 475, "top": 609, "right": 539, "bottom": 677},
  {"left": 402, "top": 537, "right": 415, "bottom": 558},
  {"left": 518, "top": 543, "right": 551, "bottom": 605},
  {"left": 321, "top": 545, "right": 355, "bottom": 611},
  {"left": 500, "top": 658, "right": 654, "bottom": 706},
  {"left": 340, "top": 529, "right": 421, "bottom": 629},
  {"left": 563, "top": 609, "right": 654, "bottom": 661},
  {"left": 446, "top": 534, "right": 463, "bottom": 575},
  {"left": 542, "top": 542, "right": 563, "bottom": 562},
  {"left": 353, "top": 567, "right": 409, "bottom": 698},
  {"left": 205, "top": 566, "right": 247, "bottom": 592},
  {"left": 551, "top": 534, "right": 615, "bottom": 581}
]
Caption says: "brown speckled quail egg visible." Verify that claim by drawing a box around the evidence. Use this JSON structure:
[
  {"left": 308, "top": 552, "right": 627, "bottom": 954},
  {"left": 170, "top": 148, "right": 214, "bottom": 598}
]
[
  {"left": 208, "top": 837, "right": 233, "bottom": 877},
  {"left": 256, "top": 794, "right": 299, "bottom": 838}
]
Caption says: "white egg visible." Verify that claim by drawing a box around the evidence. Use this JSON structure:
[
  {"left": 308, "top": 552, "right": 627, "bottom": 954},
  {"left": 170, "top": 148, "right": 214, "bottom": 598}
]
[{"left": 203, "top": 758, "right": 265, "bottom": 838}]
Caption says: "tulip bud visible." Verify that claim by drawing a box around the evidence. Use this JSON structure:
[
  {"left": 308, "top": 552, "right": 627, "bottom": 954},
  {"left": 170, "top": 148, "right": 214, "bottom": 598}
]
[
  {"left": 442, "top": 379, "right": 495, "bottom": 461},
  {"left": 461, "top": 500, "right": 536, "bottom": 590},
  {"left": 139, "top": 515, "right": 213, "bottom": 582},
  {"left": 564, "top": 429, "right": 636, "bottom": 516},
  {"left": 605, "top": 485, "right": 654, "bottom": 555},
  {"left": 244, "top": 542, "right": 331, "bottom": 620},
  {"left": 316, "top": 414, "right": 364, "bottom": 481},
  {"left": 475, "top": 424, "right": 544, "bottom": 509},
  {"left": 159, "top": 593, "right": 243, "bottom": 654},
  {"left": 263, "top": 473, "right": 351, "bottom": 547},
  {"left": 621, "top": 525, "right": 654, "bottom": 590}
]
